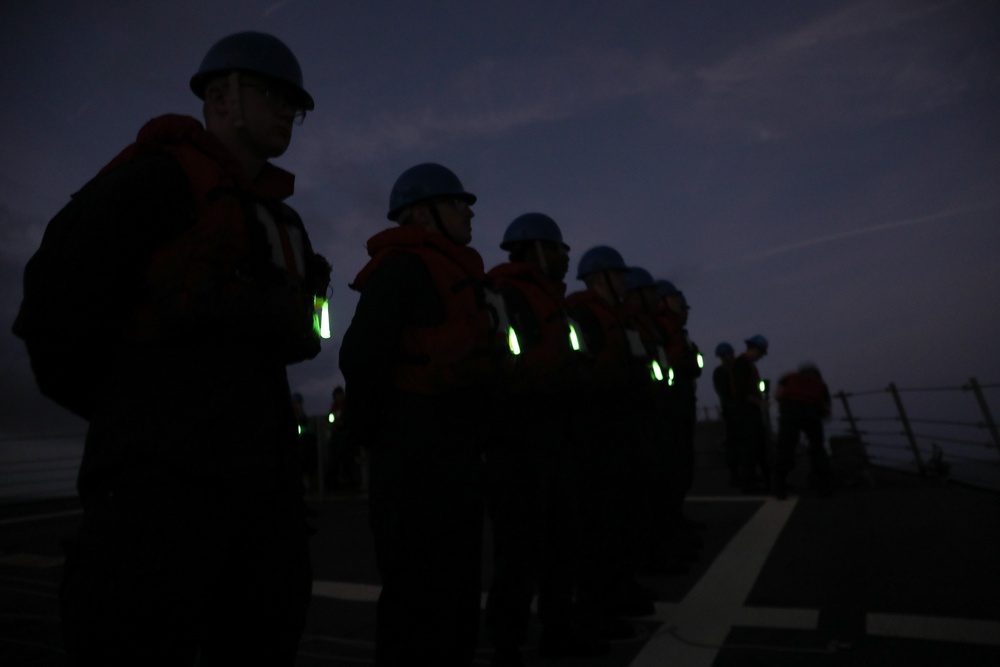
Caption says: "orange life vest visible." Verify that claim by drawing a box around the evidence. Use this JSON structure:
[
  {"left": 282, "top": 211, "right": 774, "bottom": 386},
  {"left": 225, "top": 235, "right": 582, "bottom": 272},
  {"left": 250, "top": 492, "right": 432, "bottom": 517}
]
[
  {"left": 776, "top": 370, "right": 830, "bottom": 406},
  {"left": 566, "top": 289, "right": 650, "bottom": 390},
  {"left": 351, "top": 225, "right": 498, "bottom": 394},
  {"left": 655, "top": 304, "right": 702, "bottom": 381},
  {"left": 488, "top": 262, "right": 576, "bottom": 392},
  {"left": 95, "top": 114, "right": 328, "bottom": 346}
]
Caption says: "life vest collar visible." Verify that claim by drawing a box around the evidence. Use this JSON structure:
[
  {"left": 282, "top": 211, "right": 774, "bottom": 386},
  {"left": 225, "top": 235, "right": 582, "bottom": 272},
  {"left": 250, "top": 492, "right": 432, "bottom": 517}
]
[
  {"left": 96, "top": 114, "right": 294, "bottom": 202},
  {"left": 351, "top": 224, "right": 485, "bottom": 291},
  {"left": 488, "top": 261, "right": 567, "bottom": 302}
]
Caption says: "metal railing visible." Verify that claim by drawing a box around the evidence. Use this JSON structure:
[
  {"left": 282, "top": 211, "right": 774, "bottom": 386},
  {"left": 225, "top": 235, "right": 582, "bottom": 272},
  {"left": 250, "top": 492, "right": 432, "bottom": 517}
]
[
  {"left": 700, "top": 376, "right": 1000, "bottom": 491},
  {"left": 830, "top": 377, "right": 1000, "bottom": 489},
  {"left": 0, "top": 433, "right": 84, "bottom": 501},
  {"left": 4, "top": 377, "right": 998, "bottom": 501}
]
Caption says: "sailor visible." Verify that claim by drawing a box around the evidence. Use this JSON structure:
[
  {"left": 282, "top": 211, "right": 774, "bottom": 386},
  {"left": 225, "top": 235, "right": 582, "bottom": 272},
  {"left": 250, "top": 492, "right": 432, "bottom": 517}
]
[
  {"left": 339, "top": 163, "right": 498, "bottom": 665},
  {"left": 565, "top": 246, "right": 659, "bottom": 640},
  {"left": 774, "top": 363, "right": 833, "bottom": 498},
  {"left": 731, "top": 334, "right": 772, "bottom": 493},
  {"left": 483, "top": 213, "right": 607, "bottom": 665},
  {"left": 713, "top": 342, "right": 740, "bottom": 486},
  {"left": 14, "top": 31, "right": 328, "bottom": 664},
  {"left": 653, "top": 280, "right": 705, "bottom": 535}
]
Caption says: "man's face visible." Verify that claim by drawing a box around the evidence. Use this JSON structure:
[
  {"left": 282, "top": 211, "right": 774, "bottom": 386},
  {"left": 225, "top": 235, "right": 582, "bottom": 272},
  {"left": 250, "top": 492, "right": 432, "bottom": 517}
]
[
  {"left": 606, "top": 269, "right": 627, "bottom": 297},
  {"left": 431, "top": 198, "right": 475, "bottom": 246},
  {"left": 236, "top": 75, "right": 304, "bottom": 159},
  {"left": 538, "top": 241, "right": 569, "bottom": 282}
]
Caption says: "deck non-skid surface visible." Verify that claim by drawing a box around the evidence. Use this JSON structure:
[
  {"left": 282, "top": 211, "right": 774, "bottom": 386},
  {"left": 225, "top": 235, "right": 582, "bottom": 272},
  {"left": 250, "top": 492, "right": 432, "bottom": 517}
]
[{"left": 2, "top": 466, "right": 999, "bottom": 666}]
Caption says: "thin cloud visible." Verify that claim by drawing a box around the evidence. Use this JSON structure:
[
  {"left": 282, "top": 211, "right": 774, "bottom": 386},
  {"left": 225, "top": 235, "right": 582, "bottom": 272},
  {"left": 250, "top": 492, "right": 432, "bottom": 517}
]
[
  {"left": 737, "top": 203, "right": 994, "bottom": 265},
  {"left": 263, "top": 0, "right": 295, "bottom": 17},
  {"left": 693, "top": 0, "right": 975, "bottom": 137},
  {"left": 297, "top": 50, "right": 682, "bottom": 166}
]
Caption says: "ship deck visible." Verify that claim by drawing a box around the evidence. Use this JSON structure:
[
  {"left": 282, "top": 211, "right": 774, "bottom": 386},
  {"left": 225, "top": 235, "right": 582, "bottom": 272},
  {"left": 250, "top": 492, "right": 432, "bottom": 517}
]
[{"left": 2, "top": 434, "right": 999, "bottom": 666}]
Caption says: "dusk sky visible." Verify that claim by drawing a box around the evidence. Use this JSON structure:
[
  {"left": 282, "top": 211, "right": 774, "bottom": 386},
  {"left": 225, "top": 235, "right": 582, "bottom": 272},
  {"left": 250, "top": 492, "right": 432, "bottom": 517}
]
[{"left": 2, "top": 0, "right": 998, "bottom": 438}]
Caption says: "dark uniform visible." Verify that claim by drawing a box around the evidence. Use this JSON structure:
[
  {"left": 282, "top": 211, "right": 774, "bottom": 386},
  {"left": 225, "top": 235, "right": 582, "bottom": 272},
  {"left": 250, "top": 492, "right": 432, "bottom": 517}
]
[
  {"left": 565, "top": 286, "right": 657, "bottom": 636},
  {"left": 712, "top": 350, "right": 739, "bottom": 486},
  {"left": 340, "top": 223, "right": 497, "bottom": 665},
  {"left": 656, "top": 302, "right": 702, "bottom": 522},
  {"left": 650, "top": 300, "right": 705, "bottom": 565},
  {"left": 15, "top": 112, "right": 327, "bottom": 665},
  {"left": 483, "top": 260, "right": 586, "bottom": 657},
  {"left": 731, "top": 352, "right": 771, "bottom": 492}
]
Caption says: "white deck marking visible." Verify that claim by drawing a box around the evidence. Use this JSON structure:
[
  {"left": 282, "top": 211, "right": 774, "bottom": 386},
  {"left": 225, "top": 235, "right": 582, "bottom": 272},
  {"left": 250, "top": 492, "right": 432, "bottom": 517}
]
[
  {"left": 313, "top": 583, "right": 496, "bottom": 612},
  {"left": 0, "top": 553, "right": 64, "bottom": 568},
  {"left": 312, "top": 581, "right": 381, "bottom": 603},
  {"left": 630, "top": 497, "right": 799, "bottom": 667},
  {"left": 310, "top": 496, "right": 998, "bottom": 657},
  {"left": 868, "top": 613, "right": 1000, "bottom": 646},
  {"left": 650, "top": 602, "right": 819, "bottom": 629},
  {"left": 686, "top": 495, "right": 770, "bottom": 503},
  {"left": 0, "top": 510, "right": 81, "bottom": 526}
]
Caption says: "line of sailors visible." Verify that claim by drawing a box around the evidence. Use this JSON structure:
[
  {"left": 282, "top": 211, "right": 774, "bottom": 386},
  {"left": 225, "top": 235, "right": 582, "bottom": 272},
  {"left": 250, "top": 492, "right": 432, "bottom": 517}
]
[
  {"left": 713, "top": 337, "right": 834, "bottom": 499},
  {"left": 340, "top": 163, "right": 707, "bottom": 666}
]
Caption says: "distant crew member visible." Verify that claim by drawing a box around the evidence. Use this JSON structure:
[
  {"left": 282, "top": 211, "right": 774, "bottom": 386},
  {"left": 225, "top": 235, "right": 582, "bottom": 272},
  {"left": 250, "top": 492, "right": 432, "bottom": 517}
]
[
  {"left": 731, "top": 335, "right": 772, "bottom": 493},
  {"left": 773, "top": 364, "right": 833, "bottom": 499},
  {"left": 713, "top": 342, "right": 739, "bottom": 486}
]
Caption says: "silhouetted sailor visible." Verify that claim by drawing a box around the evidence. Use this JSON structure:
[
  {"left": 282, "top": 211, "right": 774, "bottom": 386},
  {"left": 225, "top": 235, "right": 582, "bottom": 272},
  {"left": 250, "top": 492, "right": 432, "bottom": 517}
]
[
  {"left": 339, "top": 163, "right": 499, "bottom": 666},
  {"left": 483, "top": 214, "right": 607, "bottom": 666},
  {"left": 13, "top": 31, "right": 329, "bottom": 665}
]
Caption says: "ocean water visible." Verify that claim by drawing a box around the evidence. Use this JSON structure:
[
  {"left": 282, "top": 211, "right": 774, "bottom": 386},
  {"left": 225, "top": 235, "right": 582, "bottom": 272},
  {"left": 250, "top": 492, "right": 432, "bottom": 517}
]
[
  {"left": 0, "top": 435, "right": 83, "bottom": 500},
  {"left": 1, "top": 397, "right": 997, "bottom": 501}
]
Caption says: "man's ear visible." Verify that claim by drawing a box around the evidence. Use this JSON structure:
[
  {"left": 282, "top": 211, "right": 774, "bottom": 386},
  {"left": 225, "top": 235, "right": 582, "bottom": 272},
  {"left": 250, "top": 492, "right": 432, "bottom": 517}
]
[
  {"left": 203, "top": 75, "right": 236, "bottom": 120},
  {"left": 407, "top": 203, "right": 434, "bottom": 230}
]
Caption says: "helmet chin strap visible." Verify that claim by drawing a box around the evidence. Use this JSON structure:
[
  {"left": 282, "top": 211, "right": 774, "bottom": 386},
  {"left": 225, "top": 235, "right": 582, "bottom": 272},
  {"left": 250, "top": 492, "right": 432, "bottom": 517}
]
[
  {"left": 602, "top": 270, "right": 622, "bottom": 304},
  {"left": 533, "top": 240, "right": 549, "bottom": 276},
  {"left": 228, "top": 72, "right": 245, "bottom": 129},
  {"left": 429, "top": 203, "right": 458, "bottom": 244},
  {"left": 641, "top": 290, "right": 656, "bottom": 313}
]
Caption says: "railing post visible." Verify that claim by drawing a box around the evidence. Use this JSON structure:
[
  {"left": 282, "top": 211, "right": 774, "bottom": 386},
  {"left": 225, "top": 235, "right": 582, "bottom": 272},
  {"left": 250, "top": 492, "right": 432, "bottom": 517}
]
[
  {"left": 835, "top": 391, "right": 861, "bottom": 439},
  {"left": 888, "top": 382, "right": 925, "bottom": 476},
  {"left": 966, "top": 377, "right": 1000, "bottom": 459}
]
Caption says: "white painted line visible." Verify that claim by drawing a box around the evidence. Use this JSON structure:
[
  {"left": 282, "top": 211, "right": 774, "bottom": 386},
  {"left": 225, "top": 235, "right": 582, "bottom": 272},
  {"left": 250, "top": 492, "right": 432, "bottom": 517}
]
[
  {"left": 630, "top": 497, "right": 798, "bottom": 667},
  {"left": 312, "top": 581, "right": 496, "bottom": 611},
  {"left": 686, "top": 495, "right": 769, "bottom": 503},
  {"left": 0, "top": 510, "right": 82, "bottom": 526},
  {"left": 868, "top": 613, "right": 1000, "bottom": 646},
  {"left": 733, "top": 606, "right": 819, "bottom": 630},
  {"left": 312, "top": 580, "right": 381, "bottom": 603},
  {"left": 0, "top": 553, "right": 64, "bottom": 568},
  {"left": 653, "top": 601, "right": 817, "bottom": 630}
]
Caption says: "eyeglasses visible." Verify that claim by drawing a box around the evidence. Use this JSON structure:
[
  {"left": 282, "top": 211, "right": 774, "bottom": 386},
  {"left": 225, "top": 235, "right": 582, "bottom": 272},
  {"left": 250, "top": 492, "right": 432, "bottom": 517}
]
[
  {"left": 240, "top": 82, "right": 307, "bottom": 125},
  {"left": 437, "top": 198, "right": 471, "bottom": 213}
]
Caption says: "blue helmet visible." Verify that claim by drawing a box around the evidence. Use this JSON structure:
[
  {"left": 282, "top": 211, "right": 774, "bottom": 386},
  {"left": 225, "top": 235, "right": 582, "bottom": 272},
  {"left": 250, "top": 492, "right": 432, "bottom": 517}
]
[
  {"left": 387, "top": 163, "right": 477, "bottom": 221},
  {"left": 501, "top": 213, "right": 569, "bottom": 251},
  {"left": 715, "top": 342, "right": 734, "bottom": 357},
  {"left": 655, "top": 279, "right": 680, "bottom": 297},
  {"left": 624, "top": 267, "right": 655, "bottom": 292},
  {"left": 190, "top": 31, "right": 314, "bottom": 110},
  {"left": 745, "top": 334, "right": 769, "bottom": 353},
  {"left": 576, "top": 245, "right": 626, "bottom": 280}
]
